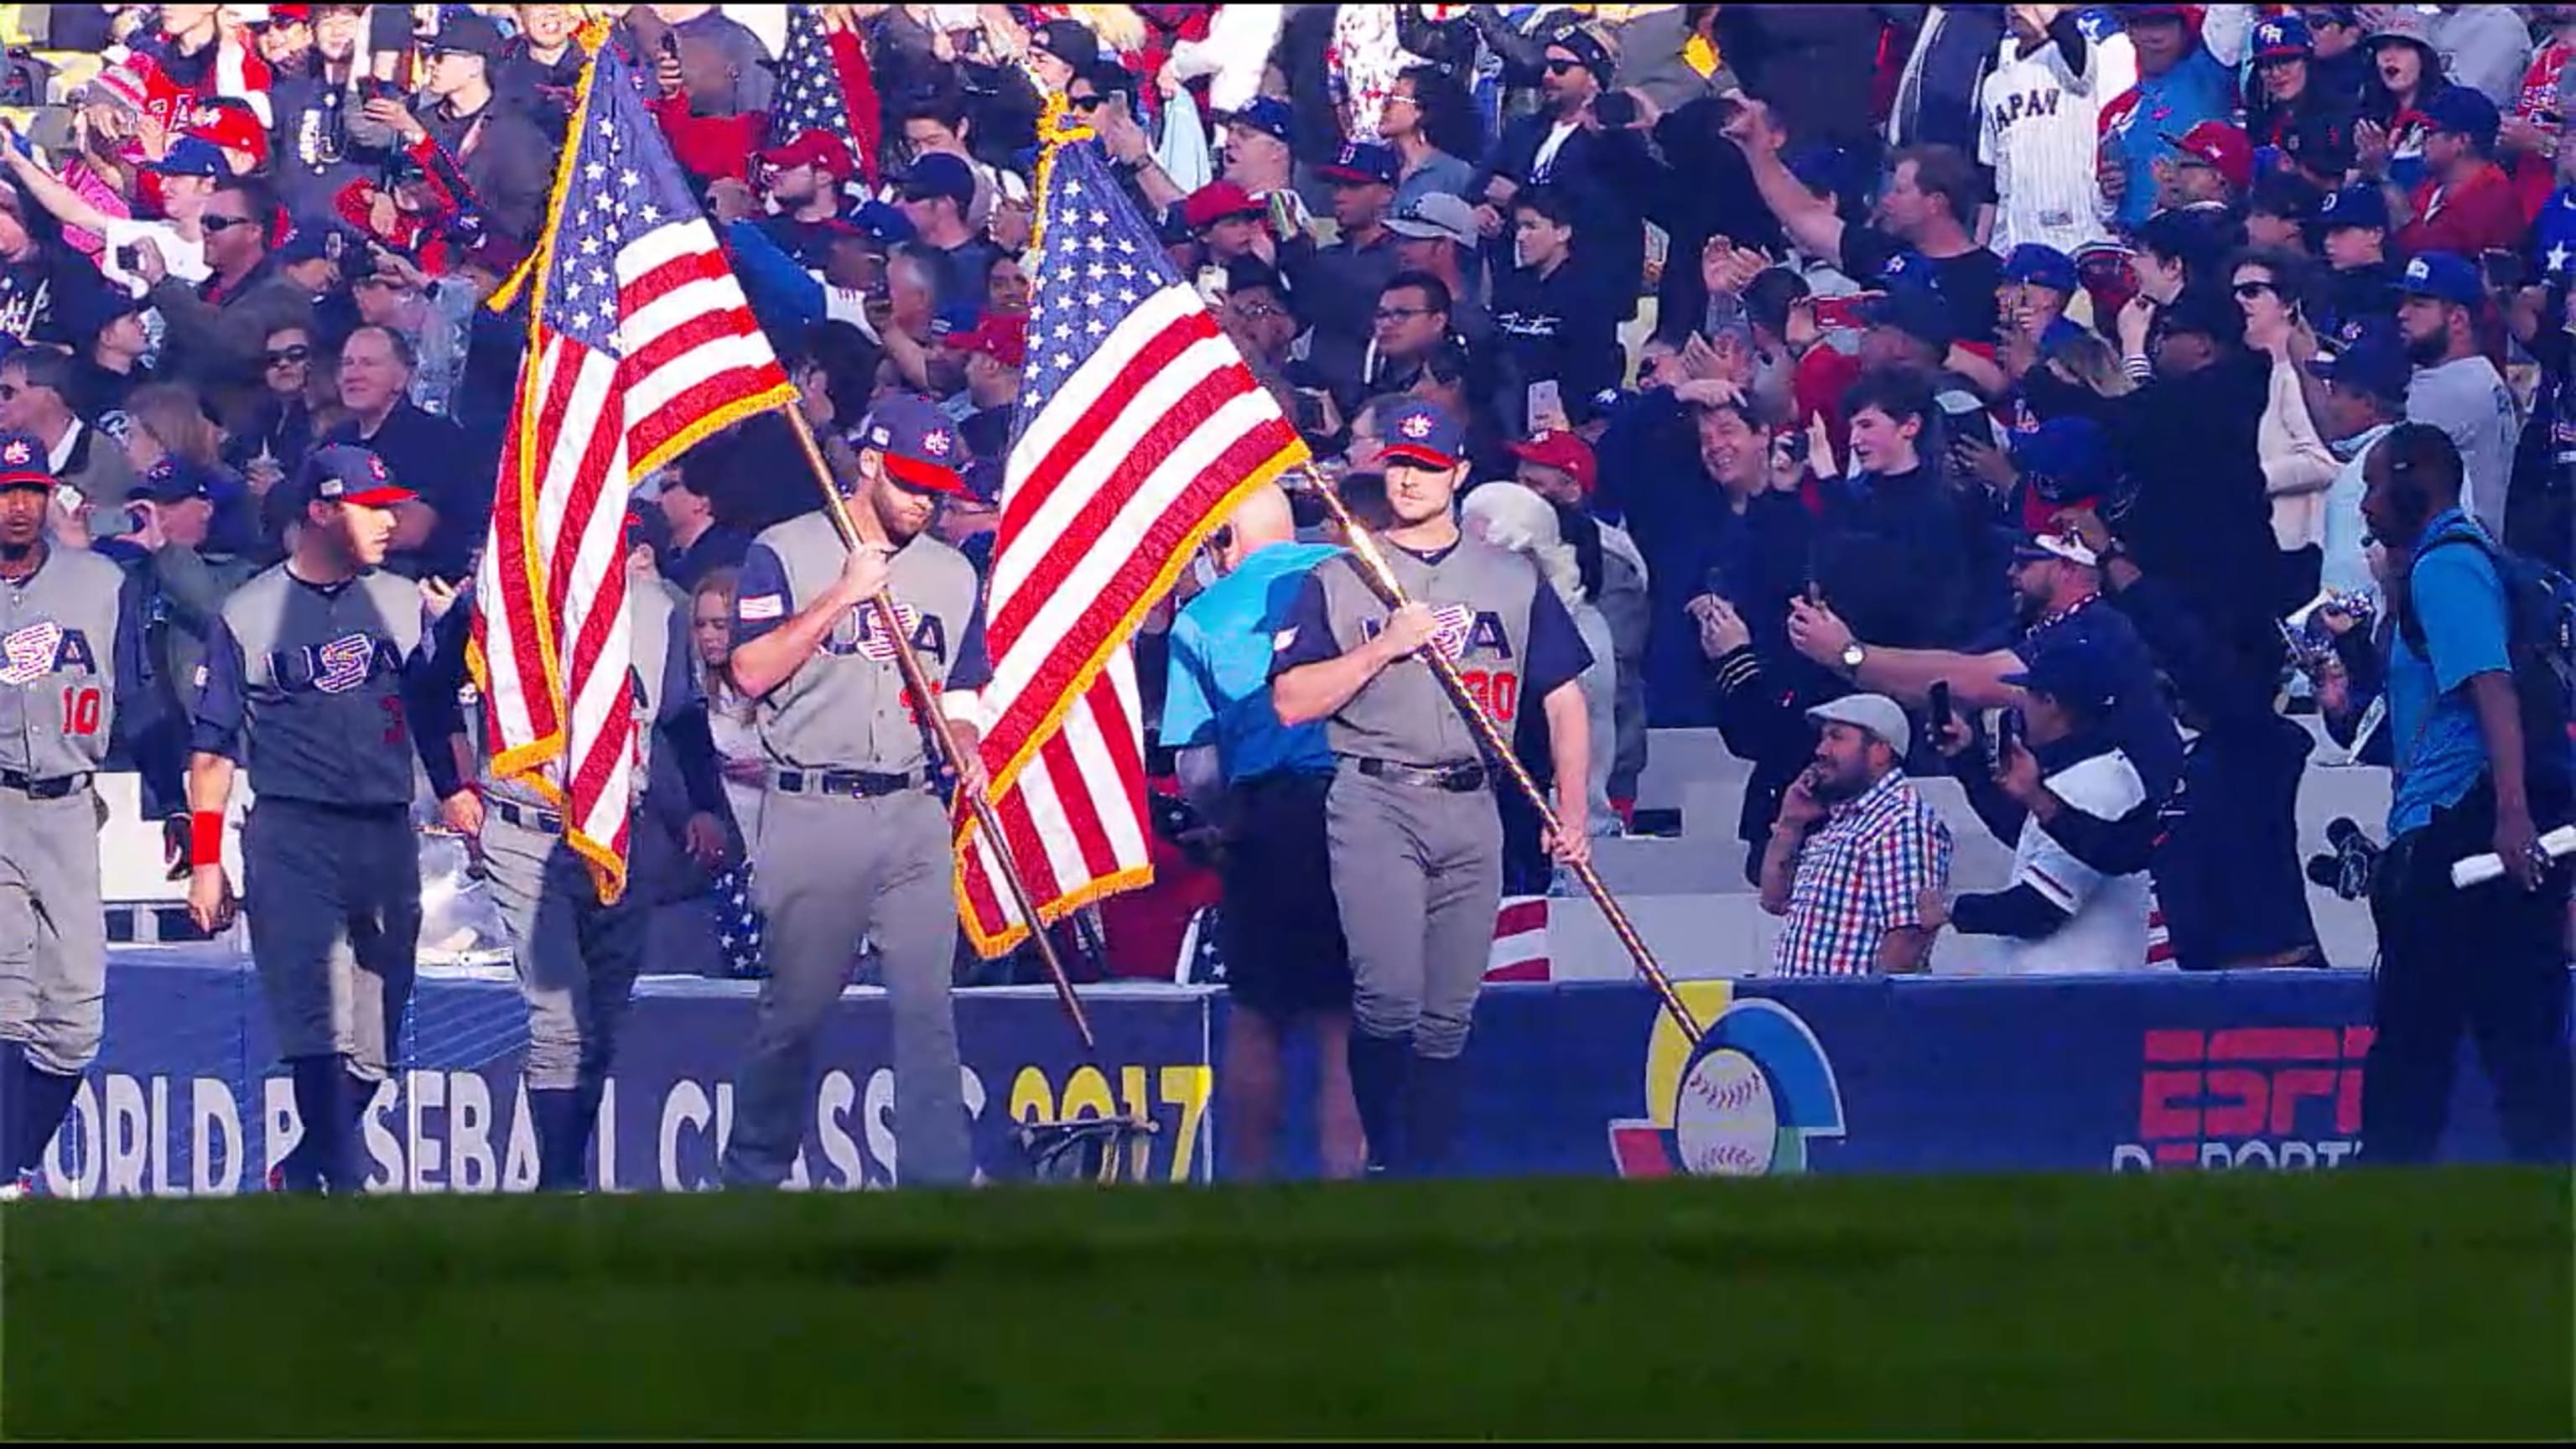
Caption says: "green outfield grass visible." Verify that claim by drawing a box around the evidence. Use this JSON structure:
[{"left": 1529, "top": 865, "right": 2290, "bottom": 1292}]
[{"left": 1, "top": 1168, "right": 2568, "bottom": 1440}]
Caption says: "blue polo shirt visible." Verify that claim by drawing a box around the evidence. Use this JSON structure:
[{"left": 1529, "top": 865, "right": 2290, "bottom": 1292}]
[
  {"left": 1160, "top": 543, "right": 1341, "bottom": 785},
  {"left": 2386, "top": 510, "right": 2513, "bottom": 837}
]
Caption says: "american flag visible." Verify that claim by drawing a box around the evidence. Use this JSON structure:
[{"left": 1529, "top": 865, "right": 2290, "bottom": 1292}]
[
  {"left": 472, "top": 39, "right": 797, "bottom": 904},
  {"left": 954, "top": 123, "right": 1306, "bottom": 956},
  {"left": 766, "top": 5, "right": 881, "bottom": 185}
]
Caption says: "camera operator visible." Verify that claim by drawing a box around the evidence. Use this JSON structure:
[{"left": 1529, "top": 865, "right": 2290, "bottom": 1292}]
[
  {"left": 1156, "top": 483, "right": 1363, "bottom": 1182},
  {"left": 2353, "top": 423, "right": 2572, "bottom": 1165}
]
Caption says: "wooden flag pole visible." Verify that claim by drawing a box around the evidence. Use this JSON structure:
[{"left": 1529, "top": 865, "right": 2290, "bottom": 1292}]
[
  {"left": 1298, "top": 466, "right": 1704, "bottom": 1045},
  {"left": 778, "top": 404, "right": 1096, "bottom": 1052}
]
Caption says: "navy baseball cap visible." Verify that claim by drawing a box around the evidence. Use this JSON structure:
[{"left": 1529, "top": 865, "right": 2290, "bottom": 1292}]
[
  {"left": 2313, "top": 319, "right": 2413, "bottom": 402},
  {"left": 0, "top": 429, "right": 50, "bottom": 489},
  {"left": 291, "top": 444, "right": 415, "bottom": 509},
  {"left": 129, "top": 457, "right": 213, "bottom": 505},
  {"left": 1222, "top": 97, "right": 1296, "bottom": 146},
  {"left": 857, "top": 392, "right": 973, "bottom": 494},
  {"left": 1379, "top": 398, "right": 1465, "bottom": 470},
  {"left": 2397, "top": 250, "right": 2484, "bottom": 306},
  {"left": 148, "top": 138, "right": 227, "bottom": 179},
  {"left": 276, "top": 219, "right": 355, "bottom": 267},
  {"left": 2253, "top": 13, "right": 2312, "bottom": 59},
  {"left": 2011, "top": 524, "right": 2101, "bottom": 569},
  {"left": 2318, "top": 181, "right": 2389, "bottom": 231},
  {"left": 2003, "top": 636, "right": 2126, "bottom": 714},
  {"left": 2283, "top": 112, "right": 2356, "bottom": 174},
  {"left": 2007, "top": 418, "right": 2115, "bottom": 505},
  {"left": 1865, "top": 283, "right": 1955, "bottom": 351},
  {"left": 2004, "top": 243, "right": 2079, "bottom": 295},
  {"left": 2425, "top": 86, "right": 2502, "bottom": 148},
  {"left": 898, "top": 152, "right": 977, "bottom": 208},
  {"left": 1318, "top": 140, "right": 1399, "bottom": 186}
]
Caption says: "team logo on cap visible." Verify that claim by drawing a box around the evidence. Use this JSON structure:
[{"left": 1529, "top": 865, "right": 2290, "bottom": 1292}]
[
  {"left": 2257, "top": 21, "right": 2287, "bottom": 44},
  {"left": 1399, "top": 412, "right": 1435, "bottom": 441},
  {"left": 0, "top": 621, "right": 63, "bottom": 685},
  {"left": 2407, "top": 257, "right": 2430, "bottom": 282},
  {"left": 923, "top": 429, "right": 953, "bottom": 458},
  {"left": 2, "top": 440, "right": 32, "bottom": 468},
  {"left": 367, "top": 454, "right": 388, "bottom": 480},
  {"left": 868, "top": 424, "right": 892, "bottom": 447}
]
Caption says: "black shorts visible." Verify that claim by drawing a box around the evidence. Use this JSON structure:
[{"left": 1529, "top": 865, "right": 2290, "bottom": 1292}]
[{"left": 1218, "top": 772, "right": 1353, "bottom": 1018}]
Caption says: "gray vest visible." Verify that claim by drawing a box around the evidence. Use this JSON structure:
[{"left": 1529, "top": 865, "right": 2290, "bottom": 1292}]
[
  {"left": 221, "top": 564, "right": 424, "bottom": 807},
  {"left": 0, "top": 546, "right": 123, "bottom": 778},
  {"left": 753, "top": 515, "right": 978, "bottom": 773},
  {"left": 1314, "top": 538, "right": 1540, "bottom": 768},
  {"left": 481, "top": 583, "right": 690, "bottom": 813}
]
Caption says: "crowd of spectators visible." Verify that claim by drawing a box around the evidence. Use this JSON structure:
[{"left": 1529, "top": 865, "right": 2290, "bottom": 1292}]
[{"left": 3, "top": 3, "right": 2571, "bottom": 983}]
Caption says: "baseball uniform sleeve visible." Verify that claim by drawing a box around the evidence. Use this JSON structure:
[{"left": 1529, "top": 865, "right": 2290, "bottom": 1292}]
[
  {"left": 946, "top": 592, "right": 992, "bottom": 693},
  {"left": 407, "top": 607, "right": 474, "bottom": 800},
  {"left": 2011, "top": 752, "right": 2148, "bottom": 916},
  {"left": 731, "top": 543, "right": 795, "bottom": 648},
  {"left": 1522, "top": 585, "right": 1595, "bottom": 700},
  {"left": 189, "top": 614, "right": 248, "bottom": 761},
  {"left": 1266, "top": 571, "right": 1343, "bottom": 675},
  {"left": 1157, "top": 615, "right": 1218, "bottom": 752}
]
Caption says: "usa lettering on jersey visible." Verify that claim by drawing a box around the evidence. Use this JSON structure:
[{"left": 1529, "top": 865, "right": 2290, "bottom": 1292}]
[
  {"left": 1359, "top": 605, "right": 1514, "bottom": 662},
  {"left": 266, "top": 633, "right": 400, "bottom": 694},
  {"left": 823, "top": 600, "right": 948, "bottom": 663}
]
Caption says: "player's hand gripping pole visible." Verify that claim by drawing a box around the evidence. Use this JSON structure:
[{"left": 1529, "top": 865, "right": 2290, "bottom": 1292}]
[
  {"left": 781, "top": 406, "right": 1096, "bottom": 1052},
  {"left": 1304, "top": 469, "right": 1704, "bottom": 1044}
]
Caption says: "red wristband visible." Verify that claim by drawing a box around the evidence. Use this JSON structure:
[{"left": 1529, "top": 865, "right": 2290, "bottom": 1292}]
[{"left": 190, "top": 812, "right": 225, "bottom": 869}]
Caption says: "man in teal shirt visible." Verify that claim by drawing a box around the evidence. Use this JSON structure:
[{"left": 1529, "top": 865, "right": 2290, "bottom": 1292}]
[
  {"left": 2358, "top": 423, "right": 2572, "bottom": 1167},
  {"left": 2098, "top": 5, "right": 2244, "bottom": 234},
  {"left": 1159, "top": 482, "right": 1364, "bottom": 1181}
]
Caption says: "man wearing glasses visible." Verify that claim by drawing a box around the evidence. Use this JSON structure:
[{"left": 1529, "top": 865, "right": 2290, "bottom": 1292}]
[{"left": 1473, "top": 28, "right": 1650, "bottom": 328}]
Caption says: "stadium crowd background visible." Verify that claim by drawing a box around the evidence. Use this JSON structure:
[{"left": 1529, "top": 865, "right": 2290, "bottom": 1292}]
[{"left": 0, "top": 0, "right": 2568, "bottom": 991}]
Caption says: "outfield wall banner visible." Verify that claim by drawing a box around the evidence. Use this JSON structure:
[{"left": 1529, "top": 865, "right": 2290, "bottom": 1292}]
[{"left": 37, "top": 953, "right": 2561, "bottom": 1196}]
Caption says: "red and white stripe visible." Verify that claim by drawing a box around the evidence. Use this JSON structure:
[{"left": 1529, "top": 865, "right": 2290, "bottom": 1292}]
[
  {"left": 475, "top": 221, "right": 791, "bottom": 904},
  {"left": 957, "top": 282, "right": 1301, "bottom": 953},
  {"left": 1486, "top": 896, "right": 1551, "bottom": 983}
]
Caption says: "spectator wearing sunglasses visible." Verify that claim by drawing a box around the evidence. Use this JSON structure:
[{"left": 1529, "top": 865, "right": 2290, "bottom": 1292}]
[
  {"left": 1474, "top": 29, "right": 1653, "bottom": 329},
  {"left": 225, "top": 324, "right": 321, "bottom": 496},
  {"left": 140, "top": 181, "right": 343, "bottom": 432}
]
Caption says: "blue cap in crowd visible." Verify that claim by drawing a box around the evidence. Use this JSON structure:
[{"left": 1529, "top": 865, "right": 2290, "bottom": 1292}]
[
  {"left": 2253, "top": 13, "right": 2312, "bottom": 59},
  {"left": 0, "top": 429, "right": 52, "bottom": 489},
  {"left": 2003, "top": 243, "right": 2079, "bottom": 295},
  {"left": 290, "top": 444, "right": 414, "bottom": 509},
  {"left": 129, "top": 457, "right": 213, "bottom": 505},
  {"left": 2004, "top": 636, "right": 2127, "bottom": 714},
  {"left": 2317, "top": 182, "right": 2388, "bottom": 232},
  {"left": 148, "top": 137, "right": 228, "bottom": 179},
  {"left": 1223, "top": 97, "right": 1296, "bottom": 145},
  {"left": 1379, "top": 398, "right": 1466, "bottom": 470},
  {"left": 1318, "top": 140, "right": 1399, "bottom": 186},
  {"left": 2397, "top": 250, "right": 2484, "bottom": 306},
  {"left": 2424, "top": 86, "right": 2501, "bottom": 148},
  {"left": 1866, "top": 282, "right": 1955, "bottom": 351},
  {"left": 2008, "top": 418, "right": 2116, "bottom": 505},
  {"left": 276, "top": 219, "right": 355, "bottom": 267},
  {"left": 898, "top": 151, "right": 978, "bottom": 207},
  {"left": 2313, "top": 319, "right": 2412, "bottom": 402},
  {"left": 857, "top": 392, "right": 973, "bottom": 494},
  {"left": 2012, "top": 523, "right": 2101, "bottom": 570}
]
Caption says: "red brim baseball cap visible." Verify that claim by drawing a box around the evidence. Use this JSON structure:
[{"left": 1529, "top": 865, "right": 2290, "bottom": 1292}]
[{"left": 880, "top": 452, "right": 968, "bottom": 495}]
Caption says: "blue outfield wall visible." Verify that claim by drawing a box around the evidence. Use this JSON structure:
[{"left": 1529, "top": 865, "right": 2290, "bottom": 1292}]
[{"left": 30, "top": 950, "right": 2556, "bottom": 1197}]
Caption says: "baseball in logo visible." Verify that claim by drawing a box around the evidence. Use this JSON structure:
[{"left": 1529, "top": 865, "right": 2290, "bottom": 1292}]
[
  {"left": 1399, "top": 412, "right": 1434, "bottom": 442},
  {"left": 1607, "top": 982, "right": 1845, "bottom": 1177},
  {"left": 313, "top": 633, "right": 378, "bottom": 694},
  {"left": 854, "top": 601, "right": 923, "bottom": 662},
  {"left": 0, "top": 621, "right": 64, "bottom": 685}
]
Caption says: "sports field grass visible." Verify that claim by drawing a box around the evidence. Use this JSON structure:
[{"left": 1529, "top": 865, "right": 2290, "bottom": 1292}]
[{"left": 1, "top": 1167, "right": 2567, "bottom": 1440}]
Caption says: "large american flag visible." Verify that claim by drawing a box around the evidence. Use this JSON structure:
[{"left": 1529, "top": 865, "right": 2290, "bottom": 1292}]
[
  {"left": 766, "top": 5, "right": 881, "bottom": 186},
  {"left": 473, "top": 38, "right": 796, "bottom": 904},
  {"left": 954, "top": 123, "right": 1307, "bottom": 955}
]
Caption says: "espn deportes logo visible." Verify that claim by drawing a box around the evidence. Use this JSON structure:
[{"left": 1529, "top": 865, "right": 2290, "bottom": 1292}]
[{"left": 2113, "top": 1026, "right": 2374, "bottom": 1171}]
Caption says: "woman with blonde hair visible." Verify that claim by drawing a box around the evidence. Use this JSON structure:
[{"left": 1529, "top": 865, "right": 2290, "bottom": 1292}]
[
  {"left": 121, "top": 381, "right": 260, "bottom": 554},
  {"left": 1460, "top": 480, "right": 1620, "bottom": 892}
]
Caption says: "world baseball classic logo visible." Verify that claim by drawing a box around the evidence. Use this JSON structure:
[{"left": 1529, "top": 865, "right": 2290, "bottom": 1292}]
[{"left": 1607, "top": 982, "right": 1846, "bottom": 1177}]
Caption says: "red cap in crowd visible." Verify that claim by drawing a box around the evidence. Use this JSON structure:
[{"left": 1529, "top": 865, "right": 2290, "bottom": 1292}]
[
  {"left": 1505, "top": 430, "right": 1597, "bottom": 496},
  {"left": 756, "top": 128, "right": 856, "bottom": 182},
  {"left": 189, "top": 99, "right": 271, "bottom": 172},
  {"left": 1182, "top": 180, "right": 1265, "bottom": 231},
  {"left": 2164, "top": 120, "right": 2252, "bottom": 193},
  {"left": 943, "top": 311, "right": 1027, "bottom": 369}
]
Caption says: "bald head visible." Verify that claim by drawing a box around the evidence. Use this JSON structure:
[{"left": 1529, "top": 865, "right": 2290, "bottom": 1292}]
[{"left": 1217, "top": 482, "right": 1297, "bottom": 569}]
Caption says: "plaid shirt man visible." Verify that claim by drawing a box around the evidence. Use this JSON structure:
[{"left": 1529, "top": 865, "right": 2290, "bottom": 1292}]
[{"left": 1774, "top": 770, "right": 1954, "bottom": 977}]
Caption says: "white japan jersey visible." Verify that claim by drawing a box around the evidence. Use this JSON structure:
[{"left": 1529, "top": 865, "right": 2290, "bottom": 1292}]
[{"left": 1980, "top": 34, "right": 2119, "bottom": 257}]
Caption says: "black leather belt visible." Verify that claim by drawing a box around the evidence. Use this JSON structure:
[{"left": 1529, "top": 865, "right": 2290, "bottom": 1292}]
[
  {"left": 1353, "top": 757, "right": 1487, "bottom": 792},
  {"left": 772, "top": 767, "right": 927, "bottom": 798},
  {"left": 0, "top": 769, "right": 91, "bottom": 800},
  {"left": 491, "top": 798, "right": 563, "bottom": 834}
]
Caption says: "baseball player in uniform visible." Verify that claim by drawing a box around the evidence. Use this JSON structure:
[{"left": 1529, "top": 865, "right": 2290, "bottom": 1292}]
[
  {"left": 416, "top": 516, "right": 735, "bottom": 1192},
  {"left": 0, "top": 432, "right": 156, "bottom": 1200},
  {"left": 1271, "top": 399, "right": 1593, "bottom": 1176},
  {"left": 186, "top": 446, "right": 445, "bottom": 1195},
  {"left": 721, "top": 393, "right": 990, "bottom": 1191},
  {"left": 1981, "top": 3, "right": 2122, "bottom": 257}
]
